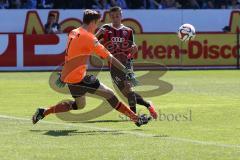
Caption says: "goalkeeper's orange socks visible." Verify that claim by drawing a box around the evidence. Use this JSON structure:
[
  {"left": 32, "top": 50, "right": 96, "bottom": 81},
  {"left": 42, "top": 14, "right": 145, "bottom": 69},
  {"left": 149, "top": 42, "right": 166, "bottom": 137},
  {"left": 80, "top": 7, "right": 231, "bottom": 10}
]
[
  {"left": 43, "top": 102, "right": 71, "bottom": 116},
  {"left": 115, "top": 102, "right": 138, "bottom": 122}
]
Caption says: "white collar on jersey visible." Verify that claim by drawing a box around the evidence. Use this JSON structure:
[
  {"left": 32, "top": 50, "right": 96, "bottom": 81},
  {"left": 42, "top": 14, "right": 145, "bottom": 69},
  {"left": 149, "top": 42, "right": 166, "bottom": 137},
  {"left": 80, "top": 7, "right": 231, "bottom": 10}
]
[{"left": 110, "top": 23, "right": 124, "bottom": 30}]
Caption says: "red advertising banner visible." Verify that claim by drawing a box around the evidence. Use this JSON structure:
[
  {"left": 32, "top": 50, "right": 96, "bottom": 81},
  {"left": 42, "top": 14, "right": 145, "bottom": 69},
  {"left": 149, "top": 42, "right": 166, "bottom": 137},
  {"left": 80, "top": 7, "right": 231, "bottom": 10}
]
[{"left": 0, "top": 10, "right": 239, "bottom": 70}]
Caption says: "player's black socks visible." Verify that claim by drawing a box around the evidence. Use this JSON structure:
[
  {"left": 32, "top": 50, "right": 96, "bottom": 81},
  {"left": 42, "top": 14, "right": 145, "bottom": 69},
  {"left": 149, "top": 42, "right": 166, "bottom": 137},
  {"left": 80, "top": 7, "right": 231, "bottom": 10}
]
[
  {"left": 135, "top": 93, "right": 150, "bottom": 108},
  {"left": 107, "top": 95, "right": 138, "bottom": 122},
  {"left": 128, "top": 92, "right": 137, "bottom": 113}
]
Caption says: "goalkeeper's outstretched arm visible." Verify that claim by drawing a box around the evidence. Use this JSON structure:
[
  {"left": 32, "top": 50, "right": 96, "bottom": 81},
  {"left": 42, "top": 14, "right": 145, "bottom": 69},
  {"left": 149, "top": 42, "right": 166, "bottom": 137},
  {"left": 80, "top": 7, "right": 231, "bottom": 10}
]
[{"left": 107, "top": 54, "right": 127, "bottom": 73}]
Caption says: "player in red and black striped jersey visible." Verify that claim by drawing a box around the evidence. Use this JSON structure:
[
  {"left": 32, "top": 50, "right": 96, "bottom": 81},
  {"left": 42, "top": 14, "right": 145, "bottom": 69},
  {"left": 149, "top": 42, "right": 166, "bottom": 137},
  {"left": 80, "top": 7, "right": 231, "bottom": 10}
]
[
  {"left": 96, "top": 6, "right": 158, "bottom": 119},
  {"left": 96, "top": 22, "right": 134, "bottom": 65}
]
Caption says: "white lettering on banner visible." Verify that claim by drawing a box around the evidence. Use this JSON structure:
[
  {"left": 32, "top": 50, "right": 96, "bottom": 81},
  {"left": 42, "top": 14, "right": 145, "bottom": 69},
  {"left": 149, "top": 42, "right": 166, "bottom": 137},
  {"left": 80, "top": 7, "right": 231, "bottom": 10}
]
[
  {"left": 35, "top": 34, "right": 67, "bottom": 55},
  {"left": 0, "top": 35, "right": 9, "bottom": 55},
  {"left": 0, "top": 34, "right": 65, "bottom": 70},
  {"left": 0, "top": 33, "right": 238, "bottom": 71},
  {"left": 17, "top": 35, "right": 23, "bottom": 68},
  {"left": 0, "top": 10, "right": 239, "bottom": 71}
]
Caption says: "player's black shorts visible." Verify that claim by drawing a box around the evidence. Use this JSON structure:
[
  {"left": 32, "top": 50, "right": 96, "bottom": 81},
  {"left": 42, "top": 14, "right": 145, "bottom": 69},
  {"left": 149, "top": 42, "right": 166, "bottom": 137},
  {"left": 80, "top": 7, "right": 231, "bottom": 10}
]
[
  {"left": 110, "top": 66, "right": 128, "bottom": 90},
  {"left": 68, "top": 75, "right": 100, "bottom": 98}
]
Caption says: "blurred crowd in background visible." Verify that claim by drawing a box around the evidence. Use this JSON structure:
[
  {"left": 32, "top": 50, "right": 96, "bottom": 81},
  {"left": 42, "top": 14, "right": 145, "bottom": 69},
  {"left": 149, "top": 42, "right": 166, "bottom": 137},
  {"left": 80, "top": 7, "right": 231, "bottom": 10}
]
[{"left": 1, "top": 0, "right": 240, "bottom": 9}]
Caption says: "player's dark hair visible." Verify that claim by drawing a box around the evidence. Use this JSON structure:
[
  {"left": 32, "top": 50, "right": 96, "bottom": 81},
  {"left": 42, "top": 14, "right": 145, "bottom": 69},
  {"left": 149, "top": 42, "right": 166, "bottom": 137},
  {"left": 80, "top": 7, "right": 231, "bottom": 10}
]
[
  {"left": 83, "top": 9, "right": 101, "bottom": 25},
  {"left": 48, "top": 13, "right": 55, "bottom": 18},
  {"left": 109, "top": 6, "right": 122, "bottom": 12}
]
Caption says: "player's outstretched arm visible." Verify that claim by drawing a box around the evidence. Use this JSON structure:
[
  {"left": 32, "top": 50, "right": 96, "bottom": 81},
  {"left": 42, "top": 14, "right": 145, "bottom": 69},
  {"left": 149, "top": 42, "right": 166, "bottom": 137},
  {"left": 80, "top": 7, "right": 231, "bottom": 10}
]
[
  {"left": 92, "top": 38, "right": 126, "bottom": 72},
  {"left": 107, "top": 54, "right": 127, "bottom": 73},
  {"left": 95, "top": 27, "right": 105, "bottom": 40},
  {"left": 107, "top": 54, "right": 139, "bottom": 86}
]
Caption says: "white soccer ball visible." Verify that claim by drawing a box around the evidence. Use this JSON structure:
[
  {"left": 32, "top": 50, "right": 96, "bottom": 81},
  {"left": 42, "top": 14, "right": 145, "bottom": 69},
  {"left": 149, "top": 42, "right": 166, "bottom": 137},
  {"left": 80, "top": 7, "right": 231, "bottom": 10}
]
[{"left": 178, "top": 23, "right": 196, "bottom": 42}]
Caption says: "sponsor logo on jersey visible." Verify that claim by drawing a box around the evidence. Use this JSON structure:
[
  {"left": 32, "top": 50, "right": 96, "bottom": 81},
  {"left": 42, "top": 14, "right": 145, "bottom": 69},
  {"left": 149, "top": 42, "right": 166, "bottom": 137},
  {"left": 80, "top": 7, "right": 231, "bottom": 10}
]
[{"left": 111, "top": 37, "right": 125, "bottom": 43}]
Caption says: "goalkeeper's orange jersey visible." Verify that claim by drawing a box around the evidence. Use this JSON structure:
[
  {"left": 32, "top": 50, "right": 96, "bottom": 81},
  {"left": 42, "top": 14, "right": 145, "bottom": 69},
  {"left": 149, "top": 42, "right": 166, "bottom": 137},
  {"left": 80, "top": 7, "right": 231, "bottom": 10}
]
[{"left": 61, "top": 27, "right": 110, "bottom": 83}]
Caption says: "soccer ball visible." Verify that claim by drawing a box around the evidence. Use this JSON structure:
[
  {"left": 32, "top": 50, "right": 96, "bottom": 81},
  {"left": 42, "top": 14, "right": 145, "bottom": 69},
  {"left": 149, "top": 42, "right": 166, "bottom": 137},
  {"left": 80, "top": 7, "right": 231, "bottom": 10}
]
[{"left": 178, "top": 24, "right": 196, "bottom": 42}]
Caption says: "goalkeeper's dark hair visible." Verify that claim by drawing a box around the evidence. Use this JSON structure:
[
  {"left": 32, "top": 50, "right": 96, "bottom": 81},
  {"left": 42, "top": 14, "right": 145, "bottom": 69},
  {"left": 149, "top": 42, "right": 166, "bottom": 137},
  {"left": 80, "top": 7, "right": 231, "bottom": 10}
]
[
  {"left": 109, "top": 6, "right": 122, "bottom": 12},
  {"left": 83, "top": 9, "right": 101, "bottom": 25}
]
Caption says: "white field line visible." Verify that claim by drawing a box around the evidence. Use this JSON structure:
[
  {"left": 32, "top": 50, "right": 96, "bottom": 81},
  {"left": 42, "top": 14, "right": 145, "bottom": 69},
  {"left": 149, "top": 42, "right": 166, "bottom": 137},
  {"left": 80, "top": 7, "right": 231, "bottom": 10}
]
[{"left": 0, "top": 114, "right": 239, "bottom": 149}]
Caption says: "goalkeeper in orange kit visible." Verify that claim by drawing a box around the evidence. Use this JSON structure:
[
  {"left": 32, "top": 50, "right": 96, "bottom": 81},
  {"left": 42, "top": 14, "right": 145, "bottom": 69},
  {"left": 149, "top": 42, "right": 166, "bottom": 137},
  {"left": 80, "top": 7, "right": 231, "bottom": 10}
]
[{"left": 32, "top": 9, "right": 151, "bottom": 127}]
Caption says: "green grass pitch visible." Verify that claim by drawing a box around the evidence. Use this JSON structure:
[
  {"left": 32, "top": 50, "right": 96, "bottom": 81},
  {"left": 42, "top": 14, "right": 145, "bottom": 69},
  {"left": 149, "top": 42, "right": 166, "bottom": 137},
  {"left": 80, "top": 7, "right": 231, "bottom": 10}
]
[{"left": 0, "top": 70, "right": 239, "bottom": 160}]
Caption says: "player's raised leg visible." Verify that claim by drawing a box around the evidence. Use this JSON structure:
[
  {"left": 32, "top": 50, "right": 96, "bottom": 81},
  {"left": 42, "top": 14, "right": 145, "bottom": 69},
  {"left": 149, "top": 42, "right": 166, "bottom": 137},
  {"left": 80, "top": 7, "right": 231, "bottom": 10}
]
[
  {"left": 94, "top": 83, "right": 151, "bottom": 126},
  {"left": 134, "top": 93, "right": 158, "bottom": 119}
]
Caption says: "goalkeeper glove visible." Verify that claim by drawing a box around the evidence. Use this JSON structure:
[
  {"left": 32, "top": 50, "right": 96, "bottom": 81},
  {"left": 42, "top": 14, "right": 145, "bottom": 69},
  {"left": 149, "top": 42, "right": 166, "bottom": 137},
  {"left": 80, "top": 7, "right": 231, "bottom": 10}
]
[
  {"left": 55, "top": 72, "right": 66, "bottom": 88},
  {"left": 124, "top": 68, "right": 139, "bottom": 86}
]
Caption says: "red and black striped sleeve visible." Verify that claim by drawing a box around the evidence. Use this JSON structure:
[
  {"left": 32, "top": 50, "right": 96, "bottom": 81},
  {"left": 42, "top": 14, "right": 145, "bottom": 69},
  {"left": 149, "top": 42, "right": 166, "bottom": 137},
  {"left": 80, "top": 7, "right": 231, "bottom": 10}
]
[
  {"left": 127, "top": 28, "right": 134, "bottom": 46},
  {"left": 96, "top": 24, "right": 108, "bottom": 40}
]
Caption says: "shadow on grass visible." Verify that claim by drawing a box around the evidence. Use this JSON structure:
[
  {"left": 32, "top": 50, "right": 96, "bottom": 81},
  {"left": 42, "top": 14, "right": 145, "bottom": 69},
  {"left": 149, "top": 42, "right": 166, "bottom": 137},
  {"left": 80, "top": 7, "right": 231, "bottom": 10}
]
[
  {"left": 30, "top": 129, "right": 125, "bottom": 137},
  {"left": 78, "top": 119, "right": 129, "bottom": 123}
]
